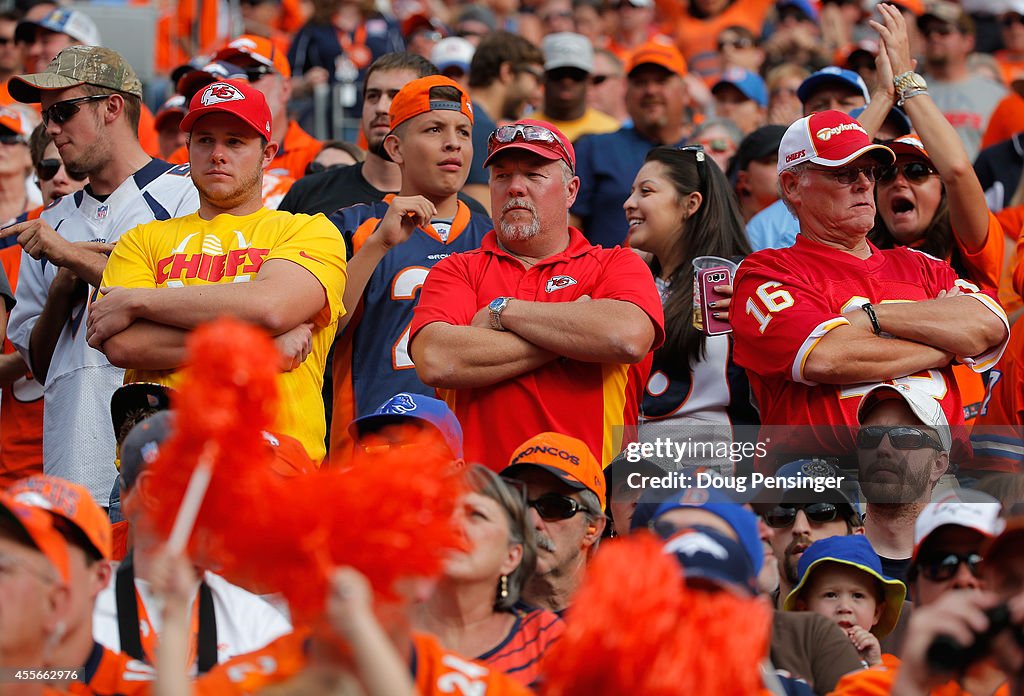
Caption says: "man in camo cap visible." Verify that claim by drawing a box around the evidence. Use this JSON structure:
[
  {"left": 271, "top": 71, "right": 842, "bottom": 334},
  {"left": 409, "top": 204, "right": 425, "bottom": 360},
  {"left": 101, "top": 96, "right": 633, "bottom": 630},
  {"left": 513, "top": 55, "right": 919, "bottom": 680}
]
[{"left": 0, "top": 46, "right": 198, "bottom": 506}]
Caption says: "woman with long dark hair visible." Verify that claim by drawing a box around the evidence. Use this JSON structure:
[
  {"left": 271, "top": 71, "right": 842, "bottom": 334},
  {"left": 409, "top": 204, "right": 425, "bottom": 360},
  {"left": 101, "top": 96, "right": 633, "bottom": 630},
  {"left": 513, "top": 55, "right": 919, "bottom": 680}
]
[{"left": 623, "top": 146, "right": 757, "bottom": 471}]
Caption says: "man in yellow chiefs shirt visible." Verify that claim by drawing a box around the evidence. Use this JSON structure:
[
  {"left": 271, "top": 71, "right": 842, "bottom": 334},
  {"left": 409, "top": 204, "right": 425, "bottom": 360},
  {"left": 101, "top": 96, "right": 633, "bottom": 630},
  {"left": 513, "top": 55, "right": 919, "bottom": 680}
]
[{"left": 85, "top": 79, "right": 347, "bottom": 464}]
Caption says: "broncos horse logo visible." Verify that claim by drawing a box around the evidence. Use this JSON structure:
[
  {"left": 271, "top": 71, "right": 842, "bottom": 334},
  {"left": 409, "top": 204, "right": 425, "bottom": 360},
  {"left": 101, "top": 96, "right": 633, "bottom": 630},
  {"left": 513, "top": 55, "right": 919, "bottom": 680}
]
[{"left": 380, "top": 393, "right": 418, "bottom": 415}]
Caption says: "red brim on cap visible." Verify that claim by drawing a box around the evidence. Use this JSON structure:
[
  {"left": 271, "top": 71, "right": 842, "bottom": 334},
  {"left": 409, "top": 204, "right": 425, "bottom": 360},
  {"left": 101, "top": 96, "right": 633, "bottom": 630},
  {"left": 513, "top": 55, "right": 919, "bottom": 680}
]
[{"left": 483, "top": 141, "right": 571, "bottom": 169}]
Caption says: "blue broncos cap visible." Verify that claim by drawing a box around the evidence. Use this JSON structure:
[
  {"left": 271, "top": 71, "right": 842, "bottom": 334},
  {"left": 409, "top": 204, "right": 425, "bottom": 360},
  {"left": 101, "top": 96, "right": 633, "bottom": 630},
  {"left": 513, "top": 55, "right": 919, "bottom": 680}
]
[
  {"left": 797, "top": 66, "right": 870, "bottom": 106},
  {"left": 712, "top": 67, "right": 769, "bottom": 107},
  {"left": 348, "top": 392, "right": 464, "bottom": 459},
  {"left": 632, "top": 484, "right": 764, "bottom": 576},
  {"left": 664, "top": 525, "right": 759, "bottom": 597}
]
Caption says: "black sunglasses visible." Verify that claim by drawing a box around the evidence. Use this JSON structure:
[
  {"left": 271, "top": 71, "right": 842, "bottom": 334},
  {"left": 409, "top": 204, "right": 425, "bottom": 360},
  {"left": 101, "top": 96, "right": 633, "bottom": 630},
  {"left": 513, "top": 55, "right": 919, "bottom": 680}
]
[
  {"left": 918, "top": 552, "right": 982, "bottom": 582},
  {"left": 856, "top": 425, "right": 944, "bottom": 451},
  {"left": 528, "top": 493, "right": 585, "bottom": 521},
  {"left": 0, "top": 37, "right": 12, "bottom": 46},
  {"left": 36, "top": 158, "right": 87, "bottom": 182},
  {"left": 717, "top": 37, "right": 755, "bottom": 51},
  {"left": 1003, "top": 14, "right": 1024, "bottom": 27},
  {"left": 42, "top": 94, "right": 110, "bottom": 127},
  {"left": 245, "top": 65, "right": 275, "bottom": 82},
  {"left": 763, "top": 502, "right": 840, "bottom": 528},
  {"left": 678, "top": 144, "right": 706, "bottom": 189},
  {"left": 0, "top": 133, "right": 23, "bottom": 145},
  {"left": 877, "top": 161, "right": 938, "bottom": 185}
]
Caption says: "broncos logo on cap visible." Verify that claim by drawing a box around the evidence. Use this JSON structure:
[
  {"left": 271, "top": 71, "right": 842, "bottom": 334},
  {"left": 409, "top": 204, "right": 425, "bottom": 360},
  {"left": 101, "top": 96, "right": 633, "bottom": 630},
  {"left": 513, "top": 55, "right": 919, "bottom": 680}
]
[
  {"left": 201, "top": 82, "right": 245, "bottom": 106},
  {"left": 380, "top": 393, "right": 419, "bottom": 415},
  {"left": 663, "top": 530, "right": 728, "bottom": 559}
]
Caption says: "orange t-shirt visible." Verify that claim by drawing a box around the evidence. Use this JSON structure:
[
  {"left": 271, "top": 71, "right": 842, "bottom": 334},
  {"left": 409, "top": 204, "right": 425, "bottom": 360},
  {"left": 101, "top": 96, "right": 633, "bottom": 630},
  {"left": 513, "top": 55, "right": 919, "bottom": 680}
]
[
  {"left": 828, "top": 653, "right": 1011, "bottom": 695},
  {"left": 981, "top": 92, "right": 1024, "bottom": 152},
  {"left": 0, "top": 243, "right": 44, "bottom": 487},
  {"left": 193, "top": 630, "right": 535, "bottom": 695},
  {"left": 170, "top": 120, "right": 321, "bottom": 181},
  {"left": 657, "top": 0, "right": 775, "bottom": 62}
]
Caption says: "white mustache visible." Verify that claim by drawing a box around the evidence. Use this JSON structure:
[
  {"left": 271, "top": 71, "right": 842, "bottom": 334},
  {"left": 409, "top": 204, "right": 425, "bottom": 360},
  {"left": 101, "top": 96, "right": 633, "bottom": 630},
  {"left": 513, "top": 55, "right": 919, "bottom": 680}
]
[
  {"left": 502, "top": 199, "right": 537, "bottom": 215},
  {"left": 536, "top": 533, "right": 556, "bottom": 553}
]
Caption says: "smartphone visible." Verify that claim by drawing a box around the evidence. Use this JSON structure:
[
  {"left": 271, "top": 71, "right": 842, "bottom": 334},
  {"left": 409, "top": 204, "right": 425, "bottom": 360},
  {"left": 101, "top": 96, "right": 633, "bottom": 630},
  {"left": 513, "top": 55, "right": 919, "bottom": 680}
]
[{"left": 693, "top": 266, "right": 733, "bottom": 335}]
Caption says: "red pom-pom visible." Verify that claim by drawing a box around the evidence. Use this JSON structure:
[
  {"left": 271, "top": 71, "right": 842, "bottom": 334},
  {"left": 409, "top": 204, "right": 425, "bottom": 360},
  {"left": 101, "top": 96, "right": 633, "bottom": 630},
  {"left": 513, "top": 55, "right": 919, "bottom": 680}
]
[{"left": 542, "top": 533, "right": 771, "bottom": 696}]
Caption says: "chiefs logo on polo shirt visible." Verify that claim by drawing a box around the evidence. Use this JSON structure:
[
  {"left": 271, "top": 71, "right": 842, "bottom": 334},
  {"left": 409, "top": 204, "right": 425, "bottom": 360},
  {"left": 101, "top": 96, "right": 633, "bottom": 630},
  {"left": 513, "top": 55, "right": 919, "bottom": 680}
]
[{"left": 545, "top": 275, "right": 577, "bottom": 293}]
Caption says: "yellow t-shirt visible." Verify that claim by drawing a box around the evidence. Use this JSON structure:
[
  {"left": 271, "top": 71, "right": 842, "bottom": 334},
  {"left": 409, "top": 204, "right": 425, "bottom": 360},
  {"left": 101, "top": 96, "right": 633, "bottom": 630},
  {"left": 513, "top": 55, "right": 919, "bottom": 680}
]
[
  {"left": 529, "top": 108, "right": 621, "bottom": 143},
  {"left": 101, "top": 207, "right": 347, "bottom": 462}
]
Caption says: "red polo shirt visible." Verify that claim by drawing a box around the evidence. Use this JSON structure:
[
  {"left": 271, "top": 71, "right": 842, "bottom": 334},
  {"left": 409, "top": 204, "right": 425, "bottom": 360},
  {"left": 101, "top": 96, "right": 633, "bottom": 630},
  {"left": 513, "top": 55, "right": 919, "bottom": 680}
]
[{"left": 410, "top": 228, "right": 664, "bottom": 470}]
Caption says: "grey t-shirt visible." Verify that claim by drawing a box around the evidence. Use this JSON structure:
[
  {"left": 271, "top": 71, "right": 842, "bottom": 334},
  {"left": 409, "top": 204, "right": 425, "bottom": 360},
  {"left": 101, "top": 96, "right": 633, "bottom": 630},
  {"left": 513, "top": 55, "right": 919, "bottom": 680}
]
[{"left": 926, "top": 75, "right": 1006, "bottom": 162}]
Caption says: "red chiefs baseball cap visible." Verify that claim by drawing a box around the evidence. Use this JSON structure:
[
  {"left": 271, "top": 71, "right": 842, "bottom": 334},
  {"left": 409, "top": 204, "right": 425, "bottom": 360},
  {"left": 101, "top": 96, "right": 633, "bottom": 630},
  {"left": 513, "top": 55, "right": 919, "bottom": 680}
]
[
  {"left": 483, "top": 119, "right": 576, "bottom": 172},
  {"left": 180, "top": 80, "right": 272, "bottom": 138},
  {"left": 777, "top": 110, "right": 894, "bottom": 174}
]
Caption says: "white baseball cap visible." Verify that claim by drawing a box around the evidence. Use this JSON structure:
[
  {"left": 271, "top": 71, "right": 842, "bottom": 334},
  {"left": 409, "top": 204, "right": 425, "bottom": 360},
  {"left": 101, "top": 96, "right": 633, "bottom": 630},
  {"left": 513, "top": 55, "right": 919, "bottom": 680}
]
[
  {"left": 858, "top": 382, "right": 952, "bottom": 452},
  {"left": 777, "top": 110, "right": 894, "bottom": 174},
  {"left": 913, "top": 489, "right": 1004, "bottom": 561},
  {"left": 431, "top": 37, "right": 475, "bottom": 74},
  {"left": 542, "top": 32, "right": 593, "bottom": 73}
]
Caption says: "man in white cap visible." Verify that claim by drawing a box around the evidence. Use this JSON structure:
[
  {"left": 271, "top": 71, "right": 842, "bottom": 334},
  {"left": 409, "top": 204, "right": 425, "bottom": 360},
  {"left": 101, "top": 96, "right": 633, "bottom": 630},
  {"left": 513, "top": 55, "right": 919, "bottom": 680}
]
[
  {"left": 855, "top": 383, "right": 951, "bottom": 584},
  {"left": 531, "top": 32, "right": 618, "bottom": 142},
  {"left": 731, "top": 110, "right": 1008, "bottom": 469},
  {"left": 831, "top": 489, "right": 1008, "bottom": 695}
]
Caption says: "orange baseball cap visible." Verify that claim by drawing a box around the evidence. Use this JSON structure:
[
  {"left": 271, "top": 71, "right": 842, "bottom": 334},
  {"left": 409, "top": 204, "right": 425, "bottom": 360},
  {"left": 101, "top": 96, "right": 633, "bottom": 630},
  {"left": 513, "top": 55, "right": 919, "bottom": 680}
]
[
  {"left": 0, "top": 491, "right": 70, "bottom": 583},
  {"left": 388, "top": 74, "right": 474, "bottom": 132},
  {"left": 215, "top": 34, "right": 292, "bottom": 79},
  {"left": 9, "top": 475, "right": 113, "bottom": 561},
  {"left": 0, "top": 106, "right": 28, "bottom": 139},
  {"left": 503, "top": 432, "right": 606, "bottom": 510},
  {"left": 885, "top": 133, "right": 931, "bottom": 161},
  {"left": 626, "top": 38, "right": 687, "bottom": 78}
]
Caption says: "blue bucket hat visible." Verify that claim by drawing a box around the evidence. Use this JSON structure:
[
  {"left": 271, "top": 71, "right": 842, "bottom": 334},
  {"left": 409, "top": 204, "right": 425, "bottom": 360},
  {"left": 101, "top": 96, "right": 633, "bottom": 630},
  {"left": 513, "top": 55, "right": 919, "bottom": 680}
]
[
  {"left": 783, "top": 535, "right": 906, "bottom": 637},
  {"left": 348, "top": 392, "right": 464, "bottom": 459}
]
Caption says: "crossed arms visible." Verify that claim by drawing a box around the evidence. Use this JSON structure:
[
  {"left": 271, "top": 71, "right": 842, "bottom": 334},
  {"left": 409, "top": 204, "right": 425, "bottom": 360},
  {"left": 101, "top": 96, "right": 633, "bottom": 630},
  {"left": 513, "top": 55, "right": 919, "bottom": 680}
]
[
  {"left": 411, "top": 296, "right": 657, "bottom": 390},
  {"left": 87, "top": 259, "right": 327, "bottom": 370}
]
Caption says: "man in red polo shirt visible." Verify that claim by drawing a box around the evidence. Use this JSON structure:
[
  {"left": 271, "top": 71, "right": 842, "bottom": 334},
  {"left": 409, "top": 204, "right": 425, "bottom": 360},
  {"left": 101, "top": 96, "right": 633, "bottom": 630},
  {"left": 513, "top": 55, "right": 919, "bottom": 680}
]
[{"left": 409, "top": 119, "right": 664, "bottom": 470}]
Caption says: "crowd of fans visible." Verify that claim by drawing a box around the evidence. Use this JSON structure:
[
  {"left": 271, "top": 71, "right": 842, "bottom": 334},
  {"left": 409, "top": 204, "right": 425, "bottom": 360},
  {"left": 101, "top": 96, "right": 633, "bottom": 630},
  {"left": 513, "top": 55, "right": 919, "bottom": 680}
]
[{"left": 0, "top": 0, "right": 1023, "bottom": 693}]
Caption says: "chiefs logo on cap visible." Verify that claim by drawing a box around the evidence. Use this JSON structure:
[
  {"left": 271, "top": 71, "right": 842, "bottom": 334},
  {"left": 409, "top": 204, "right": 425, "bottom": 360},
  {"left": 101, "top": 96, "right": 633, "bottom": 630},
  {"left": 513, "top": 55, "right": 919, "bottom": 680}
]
[{"left": 201, "top": 82, "right": 245, "bottom": 106}]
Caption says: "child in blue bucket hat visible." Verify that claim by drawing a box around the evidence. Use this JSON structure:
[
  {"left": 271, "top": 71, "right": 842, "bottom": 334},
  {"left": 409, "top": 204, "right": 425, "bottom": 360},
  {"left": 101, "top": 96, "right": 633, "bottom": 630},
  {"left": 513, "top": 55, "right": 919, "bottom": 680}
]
[{"left": 782, "top": 535, "right": 905, "bottom": 668}]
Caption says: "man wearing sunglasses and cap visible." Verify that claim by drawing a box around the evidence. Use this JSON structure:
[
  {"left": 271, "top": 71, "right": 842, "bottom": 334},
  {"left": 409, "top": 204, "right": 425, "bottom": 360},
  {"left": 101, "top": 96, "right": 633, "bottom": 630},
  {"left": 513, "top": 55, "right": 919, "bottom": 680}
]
[
  {"left": 831, "top": 489, "right": 1010, "bottom": 695},
  {"left": 410, "top": 119, "right": 663, "bottom": 472},
  {"left": 500, "top": 432, "right": 606, "bottom": 614},
  {"left": 2, "top": 46, "right": 200, "bottom": 507},
  {"left": 855, "top": 382, "right": 951, "bottom": 585},
  {"left": 87, "top": 79, "right": 346, "bottom": 466},
  {"left": 731, "top": 107, "right": 1008, "bottom": 470}
]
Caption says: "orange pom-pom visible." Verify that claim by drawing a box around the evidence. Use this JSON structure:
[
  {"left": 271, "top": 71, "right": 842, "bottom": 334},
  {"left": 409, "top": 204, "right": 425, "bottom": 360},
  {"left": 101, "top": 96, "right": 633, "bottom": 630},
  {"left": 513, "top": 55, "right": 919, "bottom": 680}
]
[
  {"left": 138, "top": 317, "right": 280, "bottom": 554},
  {"left": 542, "top": 533, "right": 771, "bottom": 696}
]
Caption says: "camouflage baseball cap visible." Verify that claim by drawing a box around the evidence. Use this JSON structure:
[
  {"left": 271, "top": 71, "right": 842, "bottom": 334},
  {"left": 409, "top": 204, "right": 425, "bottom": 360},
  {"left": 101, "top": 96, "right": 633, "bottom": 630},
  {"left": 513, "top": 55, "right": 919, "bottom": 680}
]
[{"left": 9, "top": 46, "right": 143, "bottom": 104}]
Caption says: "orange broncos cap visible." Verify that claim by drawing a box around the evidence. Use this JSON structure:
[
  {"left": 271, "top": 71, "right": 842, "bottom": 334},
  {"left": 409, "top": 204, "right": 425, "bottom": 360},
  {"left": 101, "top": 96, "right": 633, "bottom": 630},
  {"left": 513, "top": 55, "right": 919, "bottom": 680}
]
[
  {"left": 504, "top": 432, "right": 606, "bottom": 510},
  {"left": 10, "top": 475, "right": 113, "bottom": 561}
]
